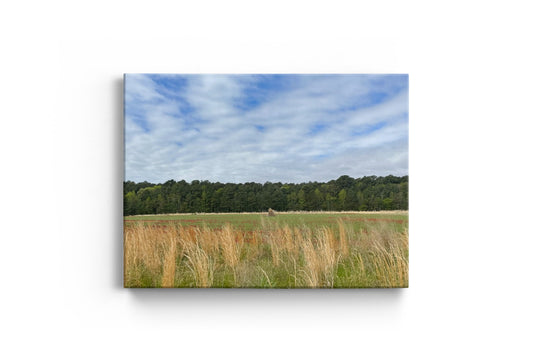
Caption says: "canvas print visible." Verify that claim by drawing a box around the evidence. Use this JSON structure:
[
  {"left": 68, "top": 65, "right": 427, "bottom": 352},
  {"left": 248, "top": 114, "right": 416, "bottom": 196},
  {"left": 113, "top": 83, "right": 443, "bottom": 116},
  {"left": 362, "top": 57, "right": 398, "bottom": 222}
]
[{"left": 124, "top": 74, "right": 408, "bottom": 288}]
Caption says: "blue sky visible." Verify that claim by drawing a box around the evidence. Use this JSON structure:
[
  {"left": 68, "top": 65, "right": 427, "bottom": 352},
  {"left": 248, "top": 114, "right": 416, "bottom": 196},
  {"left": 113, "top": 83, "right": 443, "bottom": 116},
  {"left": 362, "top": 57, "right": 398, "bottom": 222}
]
[{"left": 125, "top": 74, "right": 408, "bottom": 183}]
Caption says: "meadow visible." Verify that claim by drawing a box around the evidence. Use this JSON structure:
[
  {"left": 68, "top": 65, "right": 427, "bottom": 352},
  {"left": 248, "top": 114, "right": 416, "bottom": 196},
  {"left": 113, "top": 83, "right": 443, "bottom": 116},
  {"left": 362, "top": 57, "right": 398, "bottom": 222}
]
[{"left": 124, "top": 211, "right": 408, "bottom": 288}]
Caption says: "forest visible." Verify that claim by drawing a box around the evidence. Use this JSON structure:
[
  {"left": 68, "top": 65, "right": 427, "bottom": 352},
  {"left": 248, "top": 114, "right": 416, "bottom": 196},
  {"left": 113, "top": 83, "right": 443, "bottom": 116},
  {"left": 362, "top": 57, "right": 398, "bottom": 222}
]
[{"left": 123, "top": 175, "right": 408, "bottom": 216}]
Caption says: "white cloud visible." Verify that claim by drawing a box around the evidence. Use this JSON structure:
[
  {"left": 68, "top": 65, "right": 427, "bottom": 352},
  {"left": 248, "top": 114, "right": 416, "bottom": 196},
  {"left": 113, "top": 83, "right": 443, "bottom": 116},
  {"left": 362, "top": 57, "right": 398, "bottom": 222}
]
[{"left": 125, "top": 74, "right": 408, "bottom": 183}]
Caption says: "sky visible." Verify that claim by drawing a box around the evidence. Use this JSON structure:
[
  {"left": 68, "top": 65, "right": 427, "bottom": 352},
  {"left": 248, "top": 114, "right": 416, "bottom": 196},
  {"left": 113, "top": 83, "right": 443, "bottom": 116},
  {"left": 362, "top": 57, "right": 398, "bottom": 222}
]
[{"left": 124, "top": 74, "right": 408, "bottom": 183}]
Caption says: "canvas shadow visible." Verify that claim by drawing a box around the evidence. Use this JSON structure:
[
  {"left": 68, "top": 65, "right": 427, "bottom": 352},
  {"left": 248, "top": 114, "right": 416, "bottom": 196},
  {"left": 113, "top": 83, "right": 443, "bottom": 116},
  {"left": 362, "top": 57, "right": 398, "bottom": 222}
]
[
  {"left": 112, "top": 76, "right": 124, "bottom": 289},
  {"left": 127, "top": 287, "right": 405, "bottom": 311}
]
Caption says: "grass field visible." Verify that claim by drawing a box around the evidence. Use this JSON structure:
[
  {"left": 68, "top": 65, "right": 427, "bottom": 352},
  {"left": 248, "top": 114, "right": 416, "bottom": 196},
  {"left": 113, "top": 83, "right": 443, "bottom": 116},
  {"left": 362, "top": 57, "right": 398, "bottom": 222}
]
[{"left": 124, "top": 211, "right": 408, "bottom": 288}]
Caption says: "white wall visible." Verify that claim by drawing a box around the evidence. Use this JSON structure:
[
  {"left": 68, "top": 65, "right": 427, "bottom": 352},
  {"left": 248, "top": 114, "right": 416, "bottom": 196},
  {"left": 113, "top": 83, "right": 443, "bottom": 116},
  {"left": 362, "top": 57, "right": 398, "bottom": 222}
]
[{"left": 1, "top": 1, "right": 532, "bottom": 354}]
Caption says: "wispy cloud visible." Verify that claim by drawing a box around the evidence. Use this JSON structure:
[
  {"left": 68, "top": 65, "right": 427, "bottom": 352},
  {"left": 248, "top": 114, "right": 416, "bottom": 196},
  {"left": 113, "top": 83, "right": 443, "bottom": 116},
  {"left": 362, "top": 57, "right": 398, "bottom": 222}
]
[{"left": 125, "top": 74, "right": 408, "bottom": 183}]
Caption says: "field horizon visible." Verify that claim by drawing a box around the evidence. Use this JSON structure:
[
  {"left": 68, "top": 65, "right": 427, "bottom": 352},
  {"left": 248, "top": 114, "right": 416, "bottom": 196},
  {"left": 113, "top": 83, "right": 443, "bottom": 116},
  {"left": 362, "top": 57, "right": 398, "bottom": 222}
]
[{"left": 126, "top": 210, "right": 407, "bottom": 216}]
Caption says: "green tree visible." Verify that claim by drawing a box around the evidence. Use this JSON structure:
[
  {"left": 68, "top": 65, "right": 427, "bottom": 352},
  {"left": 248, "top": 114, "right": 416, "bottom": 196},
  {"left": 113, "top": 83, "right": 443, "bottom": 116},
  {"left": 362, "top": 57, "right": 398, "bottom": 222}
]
[
  {"left": 297, "top": 189, "right": 306, "bottom": 210},
  {"left": 124, "top": 191, "right": 139, "bottom": 215},
  {"left": 123, "top": 175, "right": 408, "bottom": 214},
  {"left": 338, "top": 189, "right": 347, "bottom": 210},
  {"left": 382, "top": 197, "right": 393, "bottom": 210}
]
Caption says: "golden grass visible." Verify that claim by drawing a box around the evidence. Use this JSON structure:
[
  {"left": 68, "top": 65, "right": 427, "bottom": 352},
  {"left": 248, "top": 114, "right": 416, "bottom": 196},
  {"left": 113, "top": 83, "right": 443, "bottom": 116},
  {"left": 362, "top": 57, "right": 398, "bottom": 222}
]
[
  {"left": 161, "top": 235, "right": 177, "bottom": 287},
  {"left": 124, "top": 220, "right": 408, "bottom": 288},
  {"left": 183, "top": 239, "right": 214, "bottom": 287}
]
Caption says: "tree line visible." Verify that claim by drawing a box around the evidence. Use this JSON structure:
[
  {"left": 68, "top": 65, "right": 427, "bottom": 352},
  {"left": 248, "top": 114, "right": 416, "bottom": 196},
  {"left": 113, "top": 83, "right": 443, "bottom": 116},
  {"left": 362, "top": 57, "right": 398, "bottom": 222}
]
[{"left": 124, "top": 175, "right": 408, "bottom": 216}]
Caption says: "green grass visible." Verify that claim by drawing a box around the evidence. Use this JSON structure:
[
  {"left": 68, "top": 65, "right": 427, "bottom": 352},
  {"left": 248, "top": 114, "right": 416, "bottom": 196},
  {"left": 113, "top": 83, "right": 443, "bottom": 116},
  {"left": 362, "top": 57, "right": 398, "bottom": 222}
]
[{"left": 124, "top": 211, "right": 408, "bottom": 233}]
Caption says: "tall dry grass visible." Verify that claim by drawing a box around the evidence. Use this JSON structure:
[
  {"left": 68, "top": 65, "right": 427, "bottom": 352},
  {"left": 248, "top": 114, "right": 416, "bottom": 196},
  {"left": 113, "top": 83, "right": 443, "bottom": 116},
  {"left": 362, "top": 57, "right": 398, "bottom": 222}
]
[
  {"left": 124, "top": 219, "right": 408, "bottom": 288},
  {"left": 183, "top": 239, "right": 214, "bottom": 287},
  {"left": 161, "top": 236, "right": 177, "bottom": 287}
]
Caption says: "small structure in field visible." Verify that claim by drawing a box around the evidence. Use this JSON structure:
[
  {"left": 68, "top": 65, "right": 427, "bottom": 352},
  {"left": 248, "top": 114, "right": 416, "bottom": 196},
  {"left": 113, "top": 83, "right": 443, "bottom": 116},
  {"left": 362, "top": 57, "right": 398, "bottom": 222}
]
[{"left": 268, "top": 208, "right": 276, "bottom": 217}]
